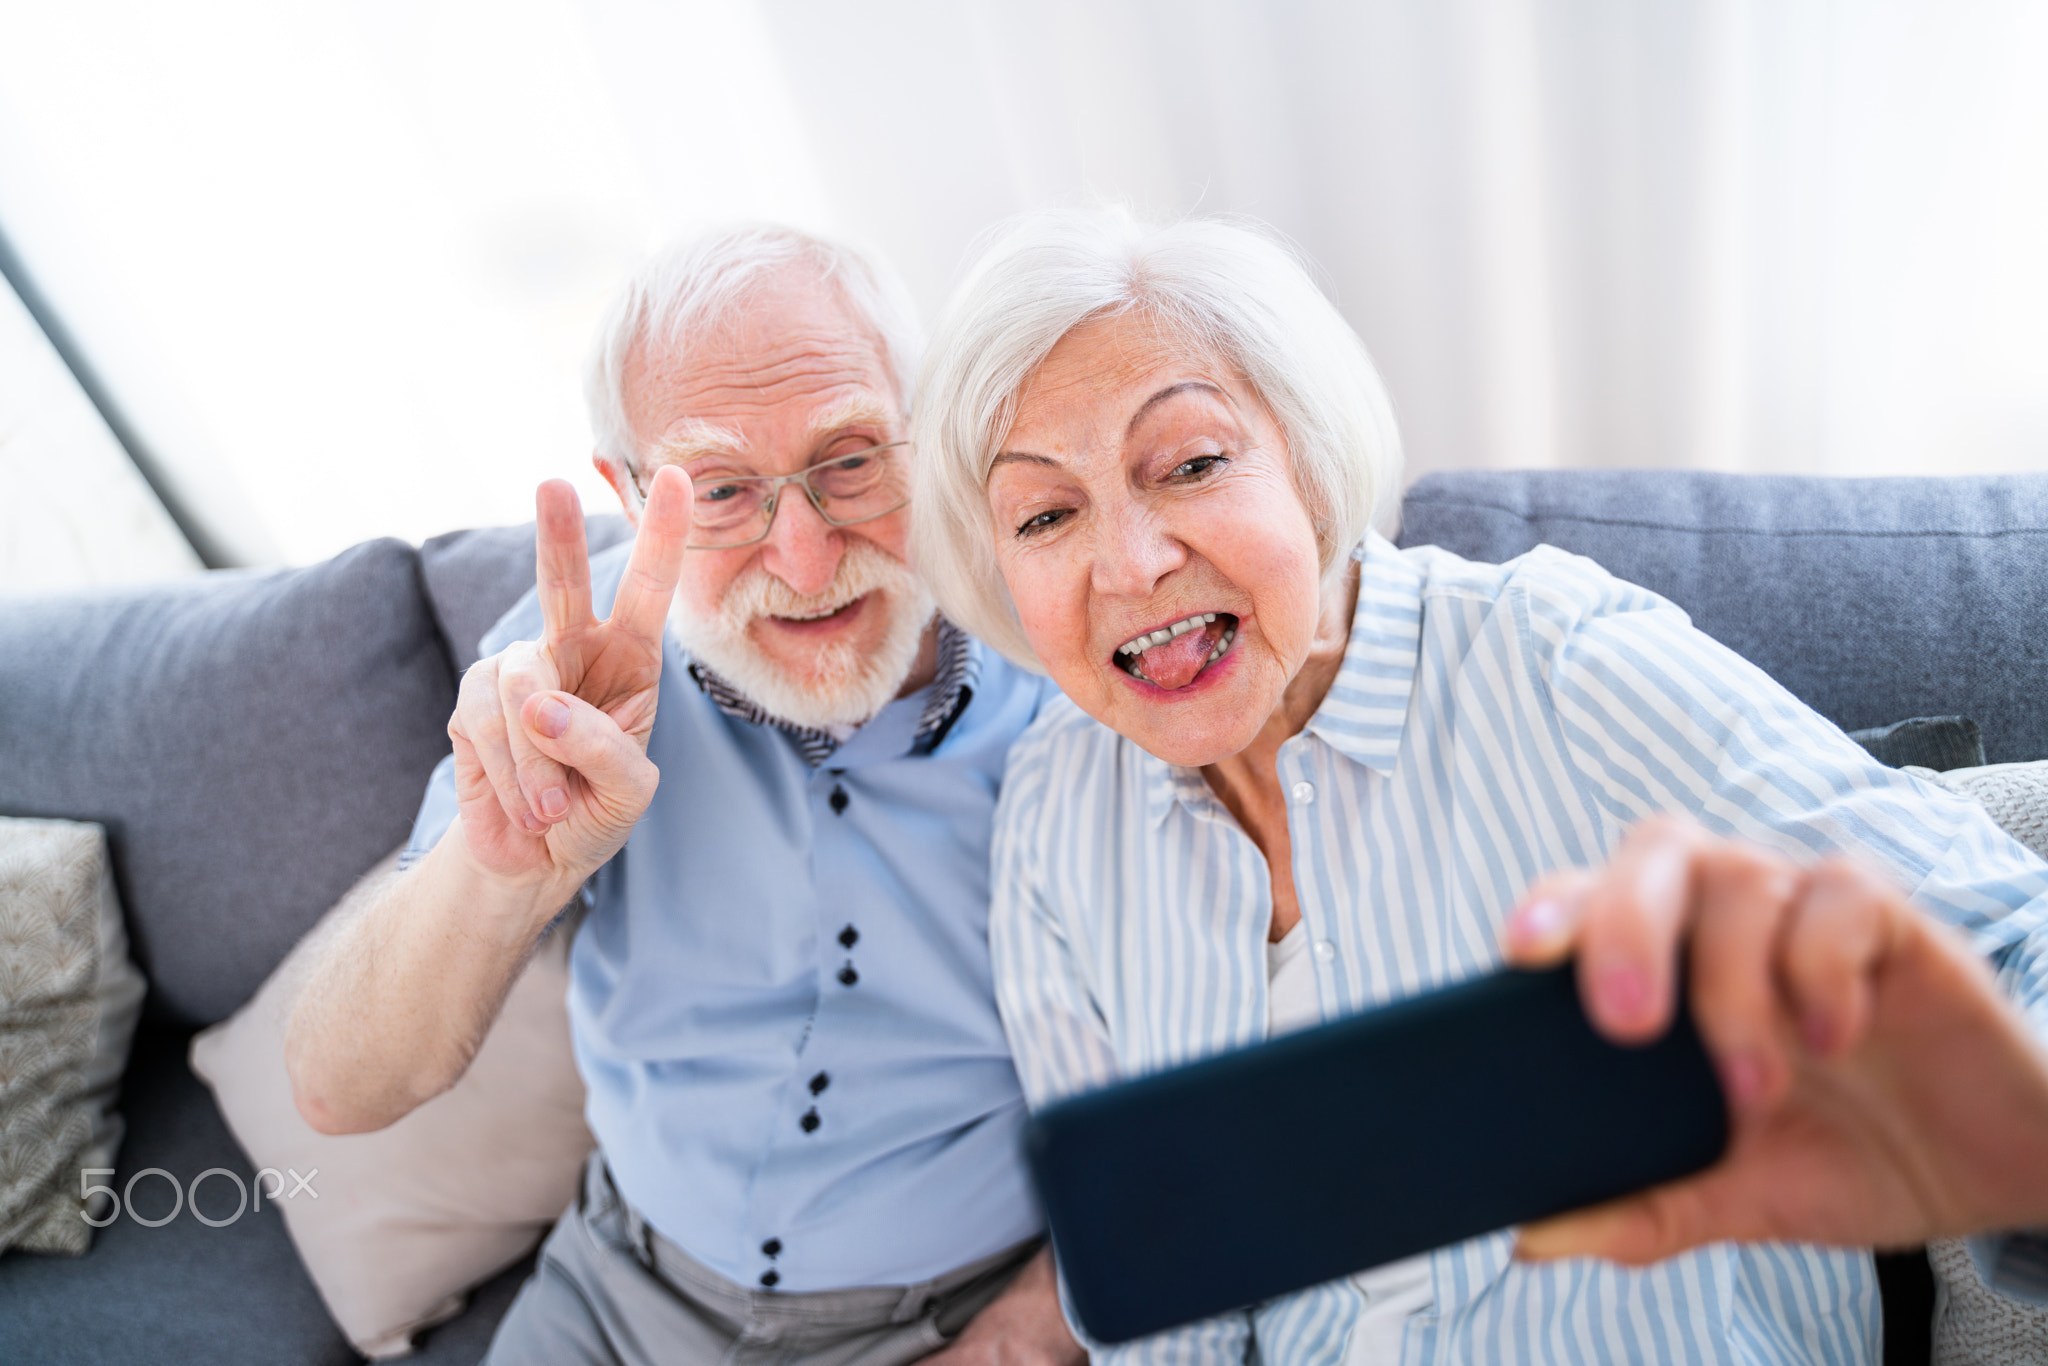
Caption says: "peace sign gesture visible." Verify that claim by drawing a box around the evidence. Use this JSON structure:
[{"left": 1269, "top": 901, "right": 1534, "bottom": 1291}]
[{"left": 447, "top": 466, "right": 693, "bottom": 889}]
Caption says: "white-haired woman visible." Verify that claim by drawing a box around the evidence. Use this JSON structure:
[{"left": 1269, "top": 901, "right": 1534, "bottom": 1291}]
[{"left": 911, "top": 209, "right": 2048, "bottom": 1365}]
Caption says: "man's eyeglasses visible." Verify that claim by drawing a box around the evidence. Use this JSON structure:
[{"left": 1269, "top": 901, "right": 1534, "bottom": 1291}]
[{"left": 629, "top": 441, "right": 912, "bottom": 550}]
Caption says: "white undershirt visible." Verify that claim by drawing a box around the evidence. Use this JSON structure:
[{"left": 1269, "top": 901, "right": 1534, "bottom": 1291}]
[{"left": 1267, "top": 923, "right": 1434, "bottom": 1365}]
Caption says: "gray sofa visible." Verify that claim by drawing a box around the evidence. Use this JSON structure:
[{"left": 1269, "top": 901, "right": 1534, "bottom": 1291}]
[{"left": 1, "top": 470, "right": 2043, "bottom": 1364}]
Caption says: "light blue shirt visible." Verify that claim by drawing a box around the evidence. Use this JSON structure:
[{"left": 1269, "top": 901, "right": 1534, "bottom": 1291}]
[
  {"left": 993, "top": 534, "right": 2048, "bottom": 1364},
  {"left": 407, "top": 541, "right": 1052, "bottom": 1291}
]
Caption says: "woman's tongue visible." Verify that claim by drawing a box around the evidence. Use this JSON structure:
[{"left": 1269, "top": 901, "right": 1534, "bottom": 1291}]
[{"left": 1134, "top": 621, "right": 1222, "bottom": 690}]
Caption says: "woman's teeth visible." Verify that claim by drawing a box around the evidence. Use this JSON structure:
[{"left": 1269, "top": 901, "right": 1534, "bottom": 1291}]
[
  {"left": 1116, "top": 612, "right": 1217, "bottom": 658},
  {"left": 1116, "top": 614, "right": 1236, "bottom": 684}
]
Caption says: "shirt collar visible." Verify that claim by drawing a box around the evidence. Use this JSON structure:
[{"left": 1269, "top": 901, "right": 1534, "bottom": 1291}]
[
  {"left": 686, "top": 619, "right": 979, "bottom": 766},
  {"left": 1145, "top": 534, "right": 1423, "bottom": 828},
  {"left": 1303, "top": 533, "right": 1424, "bottom": 775}
]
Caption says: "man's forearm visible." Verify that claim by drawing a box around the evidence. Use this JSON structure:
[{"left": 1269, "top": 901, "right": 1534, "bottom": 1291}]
[{"left": 284, "top": 821, "right": 579, "bottom": 1134}]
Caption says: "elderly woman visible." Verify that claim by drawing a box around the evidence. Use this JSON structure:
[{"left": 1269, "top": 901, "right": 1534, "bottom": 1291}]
[{"left": 910, "top": 209, "right": 2048, "bottom": 1365}]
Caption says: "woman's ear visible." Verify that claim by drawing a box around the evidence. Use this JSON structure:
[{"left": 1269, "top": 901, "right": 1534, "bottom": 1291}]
[{"left": 593, "top": 451, "right": 641, "bottom": 528}]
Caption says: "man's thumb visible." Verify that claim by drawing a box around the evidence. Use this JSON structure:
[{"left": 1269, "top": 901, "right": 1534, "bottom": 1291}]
[{"left": 520, "top": 690, "right": 647, "bottom": 791}]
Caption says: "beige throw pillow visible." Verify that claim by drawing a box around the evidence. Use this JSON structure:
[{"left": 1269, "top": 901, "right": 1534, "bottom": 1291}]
[
  {"left": 0, "top": 817, "right": 146, "bottom": 1257},
  {"left": 190, "top": 849, "right": 593, "bottom": 1359}
]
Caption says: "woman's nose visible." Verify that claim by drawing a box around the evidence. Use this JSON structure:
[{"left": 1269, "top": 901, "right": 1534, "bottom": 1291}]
[
  {"left": 1090, "top": 507, "right": 1187, "bottom": 599},
  {"left": 759, "top": 488, "right": 845, "bottom": 597}
]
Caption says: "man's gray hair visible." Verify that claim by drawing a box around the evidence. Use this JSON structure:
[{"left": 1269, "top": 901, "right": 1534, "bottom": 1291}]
[
  {"left": 585, "top": 224, "right": 924, "bottom": 475},
  {"left": 910, "top": 207, "right": 1404, "bottom": 672}
]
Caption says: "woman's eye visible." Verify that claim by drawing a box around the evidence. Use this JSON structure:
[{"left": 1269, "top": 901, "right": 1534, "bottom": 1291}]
[
  {"left": 1016, "top": 508, "right": 1069, "bottom": 537},
  {"left": 1169, "top": 454, "right": 1228, "bottom": 481}
]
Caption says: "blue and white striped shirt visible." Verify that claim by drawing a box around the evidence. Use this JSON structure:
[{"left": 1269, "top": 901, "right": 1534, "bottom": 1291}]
[{"left": 992, "top": 534, "right": 2048, "bottom": 1365}]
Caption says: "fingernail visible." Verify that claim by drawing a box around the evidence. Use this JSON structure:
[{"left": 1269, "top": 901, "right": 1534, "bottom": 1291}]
[
  {"left": 1720, "top": 1051, "right": 1766, "bottom": 1106},
  {"left": 1508, "top": 898, "right": 1566, "bottom": 949},
  {"left": 522, "top": 814, "right": 546, "bottom": 835},
  {"left": 540, "top": 787, "right": 568, "bottom": 819},
  {"left": 535, "top": 698, "right": 570, "bottom": 738},
  {"left": 1597, "top": 966, "right": 1650, "bottom": 1022}
]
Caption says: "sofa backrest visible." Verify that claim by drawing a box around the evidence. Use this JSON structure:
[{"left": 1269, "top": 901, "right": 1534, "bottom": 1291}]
[
  {"left": 0, "top": 540, "right": 457, "bottom": 1027},
  {"left": 6, "top": 475, "right": 2040, "bottom": 1027},
  {"left": 419, "top": 515, "right": 632, "bottom": 673},
  {"left": 1397, "top": 470, "right": 2048, "bottom": 765}
]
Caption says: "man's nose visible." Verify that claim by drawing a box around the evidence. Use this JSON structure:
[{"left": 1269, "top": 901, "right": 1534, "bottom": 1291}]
[
  {"left": 758, "top": 487, "right": 846, "bottom": 597},
  {"left": 1090, "top": 502, "right": 1187, "bottom": 599}
]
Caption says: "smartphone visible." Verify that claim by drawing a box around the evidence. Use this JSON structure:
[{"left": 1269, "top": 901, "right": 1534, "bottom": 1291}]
[{"left": 1024, "top": 961, "right": 1728, "bottom": 1344}]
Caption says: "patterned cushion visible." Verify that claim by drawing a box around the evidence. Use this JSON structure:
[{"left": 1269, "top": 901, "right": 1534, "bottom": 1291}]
[
  {"left": 1902, "top": 761, "right": 2048, "bottom": 1362},
  {"left": 0, "top": 818, "right": 145, "bottom": 1256}
]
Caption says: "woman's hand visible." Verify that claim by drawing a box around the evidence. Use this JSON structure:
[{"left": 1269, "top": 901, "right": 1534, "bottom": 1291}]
[{"left": 1502, "top": 814, "right": 2048, "bottom": 1263}]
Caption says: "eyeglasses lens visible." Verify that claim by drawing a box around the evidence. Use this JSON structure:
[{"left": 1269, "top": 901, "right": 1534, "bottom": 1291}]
[{"left": 681, "top": 446, "right": 908, "bottom": 549}]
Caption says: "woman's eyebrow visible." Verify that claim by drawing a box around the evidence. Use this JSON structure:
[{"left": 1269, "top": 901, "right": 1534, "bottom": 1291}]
[
  {"left": 989, "top": 450, "right": 1063, "bottom": 471},
  {"left": 1125, "top": 381, "right": 1227, "bottom": 438}
]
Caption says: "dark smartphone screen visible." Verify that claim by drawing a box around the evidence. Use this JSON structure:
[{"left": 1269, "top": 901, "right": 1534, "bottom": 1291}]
[{"left": 1025, "top": 962, "right": 1729, "bottom": 1344}]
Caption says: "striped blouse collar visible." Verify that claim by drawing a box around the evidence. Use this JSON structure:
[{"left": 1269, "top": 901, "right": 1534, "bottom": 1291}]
[
  {"left": 686, "top": 618, "right": 979, "bottom": 766},
  {"left": 1145, "top": 534, "right": 1424, "bottom": 827}
]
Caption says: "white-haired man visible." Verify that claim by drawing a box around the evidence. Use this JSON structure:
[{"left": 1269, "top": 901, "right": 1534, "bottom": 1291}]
[{"left": 285, "top": 227, "right": 1083, "bottom": 1366}]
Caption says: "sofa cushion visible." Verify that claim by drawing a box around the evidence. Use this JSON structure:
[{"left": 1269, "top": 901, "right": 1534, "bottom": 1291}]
[
  {"left": 1397, "top": 472, "right": 2048, "bottom": 764},
  {"left": 420, "top": 515, "right": 633, "bottom": 674},
  {"left": 0, "top": 539, "right": 456, "bottom": 1026},
  {"left": 1849, "top": 716, "right": 1986, "bottom": 773},
  {"left": 0, "top": 1023, "right": 534, "bottom": 1366},
  {"left": 190, "top": 849, "right": 591, "bottom": 1360},
  {"left": 0, "top": 1026, "right": 360, "bottom": 1365}
]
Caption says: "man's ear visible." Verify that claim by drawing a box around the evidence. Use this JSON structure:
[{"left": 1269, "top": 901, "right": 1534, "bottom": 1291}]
[{"left": 593, "top": 452, "right": 641, "bottom": 528}]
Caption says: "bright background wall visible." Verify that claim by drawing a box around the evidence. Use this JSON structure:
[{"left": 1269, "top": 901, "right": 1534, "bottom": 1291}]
[{"left": 2, "top": 0, "right": 2045, "bottom": 586}]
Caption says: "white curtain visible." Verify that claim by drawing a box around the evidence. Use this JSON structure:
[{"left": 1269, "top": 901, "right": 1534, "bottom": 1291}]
[{"left": 1, "top": 1, "right": 2043, "bottom": 582}]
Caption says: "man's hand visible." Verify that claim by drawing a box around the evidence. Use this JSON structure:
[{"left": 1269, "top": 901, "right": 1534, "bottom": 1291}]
[
  {"left": 924, "top": 1248, "right": 1085, "bottom": 1366},
  {"left": 448, "top": 468, "right": 691, "bottom": 892},
  {"left": 1502, "top": 814, "right": 2048, "bottom": 1264}
]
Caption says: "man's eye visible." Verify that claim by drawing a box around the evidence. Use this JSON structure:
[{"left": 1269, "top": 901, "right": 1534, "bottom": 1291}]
[
  {"left": 701, "top": 483, "right": 744, "bottom": 503},
  {"left": 1016, "top": 509, "right": 1068, "bottom": 537},
  {"left": 1170, "top": 454, "right": 1228, "bottom": 480}
]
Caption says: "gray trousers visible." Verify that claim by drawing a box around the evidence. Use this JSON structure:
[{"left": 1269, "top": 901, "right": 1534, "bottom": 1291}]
[{"left": 482, "top": 1156, "right": 1041, "bottom": 1366}]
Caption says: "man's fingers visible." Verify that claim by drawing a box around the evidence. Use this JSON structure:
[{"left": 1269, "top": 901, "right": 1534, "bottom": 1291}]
[
  {"left": 452, "top": 659, "right": 543, "bottom": 835},
  {"left": 498, "top": 641, "right": 571, "bottom": 824},
  {"left": 1688, "top": 846, "right": 1802, "bottom": 1109},
  {"left": 608, "top": 464, "right": 693, "bottom": 649},
  {"left": 1783, "top": 858, "right": 1900, "bottom": 1056},
  {"left": 520, "top": 691, "right": 660, "bottom": 823},
  {"left": 1574, "top": 815, "right": 1706, "bottom": 1043},
  {"left": 535, "top": 480, "right": 596, "bottom": 642}
]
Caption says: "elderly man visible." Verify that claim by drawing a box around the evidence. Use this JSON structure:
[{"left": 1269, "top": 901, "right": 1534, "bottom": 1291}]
[{"left": 285, "top": 226, "right": 1082, "bottom": 1366}]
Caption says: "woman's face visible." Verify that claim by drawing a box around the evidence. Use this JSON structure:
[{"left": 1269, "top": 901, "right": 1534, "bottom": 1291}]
[{"left": 988, "top": 311, "right": 1326, "bottom": 767}]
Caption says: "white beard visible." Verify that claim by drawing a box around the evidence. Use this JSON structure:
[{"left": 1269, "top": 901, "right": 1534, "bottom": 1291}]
[{"left": 667, "top": 538, "right": 937, "bottom": 733}]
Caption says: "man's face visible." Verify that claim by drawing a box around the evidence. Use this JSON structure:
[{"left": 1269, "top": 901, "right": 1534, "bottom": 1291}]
[{"left": 600, "top": 274, "right": 932, "bottom": 730}]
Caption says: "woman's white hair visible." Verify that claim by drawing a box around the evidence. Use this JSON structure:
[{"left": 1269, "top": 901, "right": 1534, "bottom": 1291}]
[
  {"left": 911, "top": 207, "right": 1403, "bottom": 672},
  {"left": 585, "top": 223, "right": 923, "bottom": 475}
]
